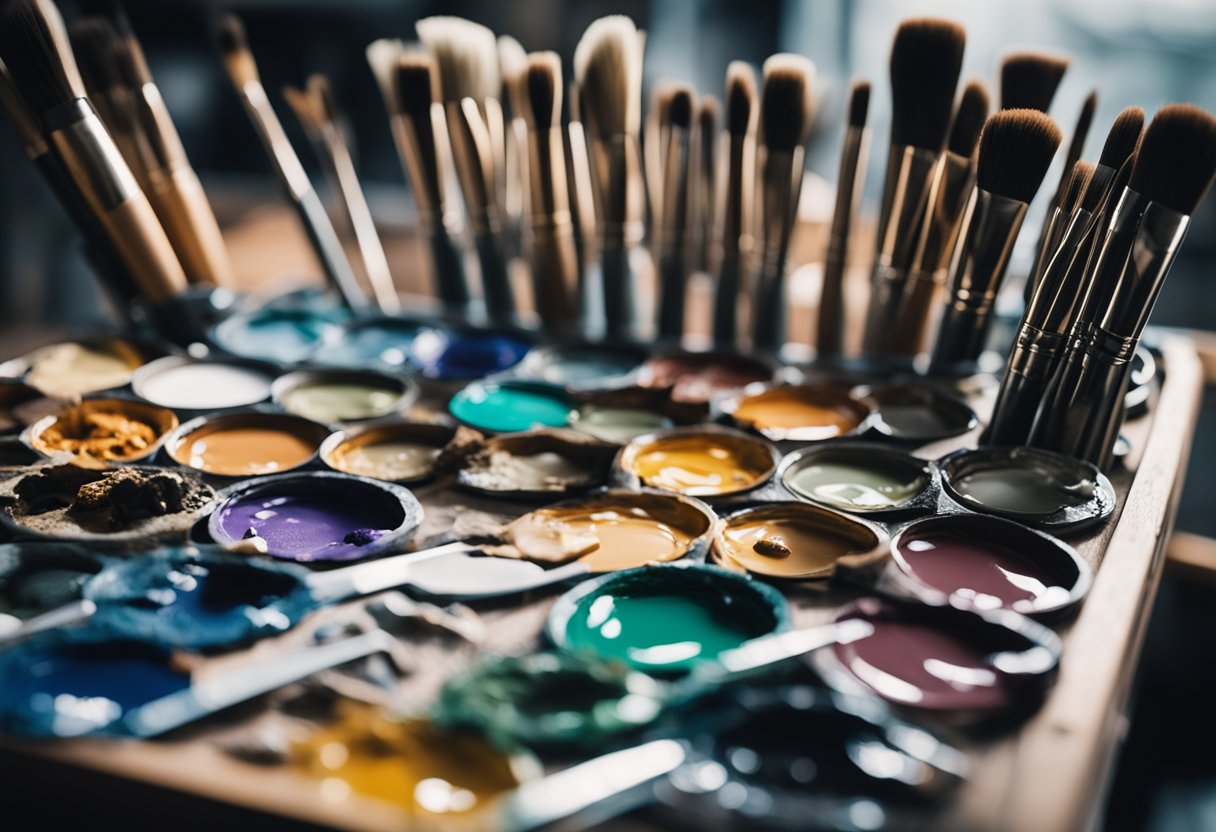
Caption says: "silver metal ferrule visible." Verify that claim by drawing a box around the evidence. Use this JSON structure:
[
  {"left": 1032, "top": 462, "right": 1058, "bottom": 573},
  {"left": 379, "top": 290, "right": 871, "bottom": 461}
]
[{"left": 46, "top": 98, "right": 141, "bottom": 213}]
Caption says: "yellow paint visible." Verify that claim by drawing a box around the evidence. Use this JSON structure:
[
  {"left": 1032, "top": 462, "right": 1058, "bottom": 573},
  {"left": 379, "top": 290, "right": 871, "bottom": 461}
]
[
  {"left": 732, "top": 387, "right": 863, "bottom": 440},
  {"left": 627, "top": 434, "right": 771, "bottom": 496}
]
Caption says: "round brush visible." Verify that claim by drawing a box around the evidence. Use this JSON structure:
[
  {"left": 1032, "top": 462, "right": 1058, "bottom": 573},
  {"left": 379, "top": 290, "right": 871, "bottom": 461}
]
[
  {"left": 711, "top": 61, "right": 756, "bottom": 348},
  {"left": 655, "top": 85, "right": 694, "bottom": 341}
]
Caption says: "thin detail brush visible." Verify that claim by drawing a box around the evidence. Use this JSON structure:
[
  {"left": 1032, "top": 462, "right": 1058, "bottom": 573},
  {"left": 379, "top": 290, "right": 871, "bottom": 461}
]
[
  {"left": 712, "top": 61, "right": 756, "bottom": 347},
  {"left": 655, "top": 85, "right": 694, "bottom": 340},
  {"left": 692, "top": 95, "right": 718, "bottom": 275}
]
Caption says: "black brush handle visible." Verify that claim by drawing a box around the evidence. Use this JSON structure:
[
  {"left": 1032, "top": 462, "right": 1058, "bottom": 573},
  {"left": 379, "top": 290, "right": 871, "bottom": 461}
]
[
  {"left": 713, "top": 248, "right": 743, "bottom": 347},
  {"left": 428, "top": 228, "right": 471, "bottom": 311},
  {"left": 656, "top": 246, "right": 687, "bottom": 341},
  {"left": 297, "top": 187, "right": 365, "bottom": 310},
  {"left": 600, "top": 243, "right": 637, "bottom": 340},
  {"left": 474, "top": 230, "right": 515, "bottom": 324}
]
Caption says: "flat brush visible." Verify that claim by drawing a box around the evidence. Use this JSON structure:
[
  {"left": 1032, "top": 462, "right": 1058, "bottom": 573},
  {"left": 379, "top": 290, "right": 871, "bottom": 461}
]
[
  {"left": 284, "top": 74, "right": 398, "bottom": 313},
  {"left": 655, "top": 85, "right": 694, "bottom": 340},
  {"left": 0, "top": 0, "right": 187, "bottom": 307},
  {"left": 575, "top": 15, "right": 646, "bottom": 339},
  {"left": 214, "top": 15, "right": 363, "bottom": 309},
  {"left": 816, "top": 79, "right": 870, "bottom": 358},
  {"left": 751, "top": 54, "right": 814, "bottom": 353},
  {"left": 521, "top": 51, "right": 578, "bottom": 333},
  {"left": 929, "top": 109, "right": 1062, "bottom": 373},
  {"left": 986, "top": 160, "right": 1106, "bottom": 445},
  {"left": 999, "top": 51, "right": 1069, "bottom": 112},
  {"left": 712, "top": 61, "right": 756, "bottom": 347},
  {"left": 1032, "top": 104, "right": 1216, "bottom": 467},
  {"left": 0, "top": 56, "right": 138, "bottom": 307},
  {"left": 368, "top": 43, "right": 469, "bottom": 314},
  {"left": 862, "top": 18, "right": 965, "bottom": 360},
  {"left": 692, "top": 95, "right": 717, "bottom": 274},
  {"left": 417, "top": 16, "right": 514, "bottom": 324},
  {"left": 115, "top": 12, "right": 234, "bottom": 289},
  {"left": 891, "top": 79, "right": 988, "bottom": 358}
]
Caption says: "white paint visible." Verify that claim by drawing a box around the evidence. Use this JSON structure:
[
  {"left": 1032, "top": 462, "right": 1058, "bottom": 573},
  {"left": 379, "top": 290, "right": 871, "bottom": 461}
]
[{"left": 139, "top": 362, "right": 273, "bottom": 409}]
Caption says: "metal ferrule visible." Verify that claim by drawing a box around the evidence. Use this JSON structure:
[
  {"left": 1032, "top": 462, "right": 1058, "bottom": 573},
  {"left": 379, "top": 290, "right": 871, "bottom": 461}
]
[
  {"left": 46, "top": 98, "right": 141, "bottom": 213},
  {"left": 133, "top": 83, "right": 188, "bottom": 182},
  {"left": 588, "top": 134, "right": 645, "bottom": 248},
  {"left": 863, "top": 144, "right": 942, "bottom": 355},
  {"left": 928, "top": 188, "right": 1028, "bottom": 370},
  {"left": 1024, "top": 205, "right": 1099, "bottom": 337},
  {"left": 1099, "top": 201, "right": 1189, "bottom": 339},
  {"left": 526, "top": 126, "right": 572, "bottom": 237}
]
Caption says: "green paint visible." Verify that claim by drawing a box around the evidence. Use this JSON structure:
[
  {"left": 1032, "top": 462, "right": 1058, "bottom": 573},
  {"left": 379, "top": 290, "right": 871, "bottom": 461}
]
[
  {"left": 787, "top": 460, "right": 925, "bottom": 510},
  {"left": 954, "top": 467, "right": 1093, "bottom": 517},
  {"left": 282, "top": 383, "right": 401, "bottom": 423},
  {"left": 563, "top": 590, "right": 764, "bottom": 675},
  {"left": 571, "top": 407, "right": 673, "bottom": 444},
  {"left": 449, "top": 382, "right": 574, "bottom": 433}
]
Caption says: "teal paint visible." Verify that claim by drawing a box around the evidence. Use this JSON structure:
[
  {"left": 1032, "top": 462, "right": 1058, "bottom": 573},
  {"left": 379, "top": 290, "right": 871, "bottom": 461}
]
[{"left": 449, "top": 381, "right": 574, "bottom": 433}]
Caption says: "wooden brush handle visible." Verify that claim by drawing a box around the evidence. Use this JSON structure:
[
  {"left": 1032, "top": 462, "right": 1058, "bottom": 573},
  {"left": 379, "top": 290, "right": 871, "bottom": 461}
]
[
  {"left": 149, "top": 167, "right": 235, "bottom": 288},
  {"left": 100, "top": 191, "right": 188, "bottom": 305}
]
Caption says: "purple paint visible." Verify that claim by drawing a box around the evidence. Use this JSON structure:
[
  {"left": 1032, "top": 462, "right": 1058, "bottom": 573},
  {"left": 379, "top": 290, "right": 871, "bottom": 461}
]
[
  {"left": 215, "top": 493, "right": 394, "bottom": 562},
  {"left": 892, "top": 518, "right": 1079, "bottom": 613}
]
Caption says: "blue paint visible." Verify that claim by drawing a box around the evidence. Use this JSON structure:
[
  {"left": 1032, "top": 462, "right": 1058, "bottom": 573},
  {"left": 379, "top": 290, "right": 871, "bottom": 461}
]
[
  {"left": 0, "top": 637, "right": 189, "bottom": 736},
  {"left": 410, "top": 328, "right": 531, "bottom": 380},
  {"left": 449, "top": 381, "right": 574, "bottom": 432},
  {"left": 531, "top": 345, "right": 646, "bottom": 388},
  {"left": 87, "top": 550, "right": 312, "bottom": 649},
  {"left": 318, "top": 320, "right": 424, "bottom": 370},
  {"left": 211, "top": 308, "right": 344, "bottom": 365}
]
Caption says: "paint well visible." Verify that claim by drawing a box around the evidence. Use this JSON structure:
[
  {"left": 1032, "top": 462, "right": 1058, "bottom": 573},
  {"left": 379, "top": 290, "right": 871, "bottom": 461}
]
[
  {"left": 715, "top": 504, "right": 878, "bottom": 579},
  {"left": 530, "top": 346, "right": 644, "bottom": 388},
  {"left": 951, "top": 467, "right": 1093, "bottom": 517},
  {"left": 785, "top": 458, "right": 927, "bottom": 511},
  {"left": 23, "top": 341, "right": 143, "bottom": 398},
  {"left": 320, "top": 320, "right": 423, "bottom": 369},
  {"left": 449, "top": 382, "right": 573, "bottom": 433},
  {"left": 868, "top": 383, "right": 977, "bottom": 441},
  {"left": 638, "top": 352, "right": 771, "bottom": 403},
  {"left": 171, "top": 419, "right": 321, "bottom": 476},
  {"left": 331, "top": 441, "right": 440, "bottom": 482},
  {"left": 731, "top": 385, "right": 868, "bottom": 441},
  {"left": 570, "top": 406, "right": 673, "bottom": 444},
  {"left": 32, "top": 400, "right": 173, "bottom": 465},
  {"left": 137, "top": 359, "right": 273, "bottom": 410},
  {"left": 281, "top": 382, "right": 403, "bottom": 423},
  {"left": 212, "top": 308, "right": 342, "bottom": 364},
  {"left": 410, "top": 328, "right": 531, "bottom": 380},
  {"left": 625, "top": 433, "right": 774, "bottom": 497}
]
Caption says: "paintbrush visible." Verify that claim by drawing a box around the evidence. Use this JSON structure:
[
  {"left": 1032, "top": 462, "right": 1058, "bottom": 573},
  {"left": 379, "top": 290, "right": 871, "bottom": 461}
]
[
  {"left": 69, "top": 17, "right": 145, "bottom": 185},
  {"left": 928, "top": 109, "right": 1062, "bottom": 373},
  {"left": 862, "top": 18, "right": 965, "bottom": 359},
  {"left": 565, "top": 79, "right": 597, "bottom": 318},
  {"left": 0, "top": 56, "right": 141, "bottom": 308},
  {"left": 214, "top": 14, "right": 364, "bottom": 309},
  {"left": 985, "top": 161, "right": 1103, "bottom": 445},
  {"left": 575, "top": 15, "right": 646, "bottom": 339},
  {"left": 816, "top": 80, "right": 870, "bottom": 359},
  {"left": 692, "top": 95, "right": 718, "bottom": 275},
  {"left": 999, "top": 51, "right": 1069, "bottom": 112},
  {"left": 113, "top": 13, "right": 234, "bottom": 289},
  {"left": 499, "top": 35, "right": 528, "bottom": 248},
  {"left": 890, "top": 80, "right": 988, "bottom": 358},
  {"left": 644, "top": 83, "right": 674, "bottom": 235},
  {"left": 1031, "top": 104, "right": 1216, "bottom": 467},
  {"left": 655, "top": 85, "right": 695, "bottom": 340},
  {"left": 711, "top": 61, "right": 756, "bottom": 347},
  {"left": 284, "top": 74, "right": 399, "bottom": 314},
  {"left": 521, "top": 51, "right": 578, "bottom": 333},
  {"left": 367, "top": 43, "right": 470, "bottom": 314},
  {"left": 0, "top": 0, "right": 188, "bottom": 307},
  {"left": 751, "top": 54, "right": 815, "bottom": 354},
  {"left": 417, "top": 16, "right": 515, "bottom": 324}
]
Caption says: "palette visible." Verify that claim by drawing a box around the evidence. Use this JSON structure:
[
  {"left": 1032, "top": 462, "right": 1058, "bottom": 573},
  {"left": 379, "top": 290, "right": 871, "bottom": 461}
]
[
  {"left": 133, "top": 355, "right": 276, "bottom": 412},
  {"left": 617, "top": 427, "right": 780, "bottom": 499},
  {"left": 722, "top": 383, "right": 874, "bottom": 442},
  {"left": 166, "top": 411, "right": 331, "bottom": 477},
  {"left": 271, "top": 368, "right": 418, "bottom": 424},
  {"left": 320, "top": 421, "right": 454, "bottom": 484},
  {"left": 779, "top": 442, "right": 939, "bottom": 517}
]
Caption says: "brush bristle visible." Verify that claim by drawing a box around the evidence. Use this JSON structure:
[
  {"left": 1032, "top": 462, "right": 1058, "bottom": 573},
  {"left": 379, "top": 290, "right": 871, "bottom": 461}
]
[
  {"left": 307, "top": 73, "right": 337, "bottom": 126},
  {"left": 1129, "top": 103, "right": 1216, "bottom": 215},
  {"left": 523, "top": 50, "right": 560, "bottom": 129},
  {"left": 999, "top": 51, "right": 1069, "bottom": 112},
  {"left": 0, "top": 59, "right": 43, "bottom": 146},
  {"left": 651, "top": 84, "right": 674, "bottom": 126},
  {"left": 698, "top": 95, "right": 718, "bottom": 135},
  {"left": 393, "top": 53, "right": 439, "bottom": 124},
  {"left": 847, "top": 80, "right": 870, "bottom": 129},
  {"left": 71, "top": 17, "right": 122, "bottom": 96},
  {"left": 975, "top": 108, "right": 1062, "bottom": 202},
  {"left": 215, "top": 14, "right": 258, "bottom": 87},
  {"left": 416, "top": 16, "right": 499, "bottom": 104},
  {"left": 667, "top": 85, "right": 693, "bottom": 130},
  {"left": 1064, "top": 160, "right": 1095, "bottom": 214},
  {"left": 725, "top": 61, "right": 755, "bottom": 137},
  {"left": 498, "top": 34, "right": 527, "bottom": 116},
  {"left": 366, "top": 39, "right": 405, "bottom": 108},
  {"left": 947, "top": 80, "right": 989, "bottom": 157},
  {"left": 1065, "top": 91, "right": 1097, "bottom": 164},
  {"left": 574, "top": 15, "right": 643, "bottom": 138},
  {"left": 112, "top": 8, "right": 153, "bottom": 87},
  {"left": 760, "top": 53, "right": 814, "bottom": 152},
  {"left": 889, "top": 17, "right": 965, "bottom": 150},
  {"left": 1098, "top": 106, "right": 1144, "bottom": 171},
  {"left": 0, "top": 0, "right": 85, "bottom": 113}
]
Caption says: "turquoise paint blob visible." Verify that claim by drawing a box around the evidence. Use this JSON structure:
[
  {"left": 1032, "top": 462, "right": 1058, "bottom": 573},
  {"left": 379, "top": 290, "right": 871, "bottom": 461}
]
[
  {"left": 553, "top": 566, "right": 786, "bottom": 676},
  {"left": 212, "top": 308, "right": 344, "bottom": 365},
  {"left": 449, "top": 381, "right": 574, "bottom": 433}
]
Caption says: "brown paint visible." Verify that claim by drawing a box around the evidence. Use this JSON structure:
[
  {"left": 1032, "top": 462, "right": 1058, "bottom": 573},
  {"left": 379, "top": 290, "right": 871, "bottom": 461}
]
[
  {"left": 714, "top": 503, "right": 880, "bottom": 579},
  {"left": 731, "top": 385, "right": 868, "bottom": 441},
  {"left": 172, "top": 423, "right": 319, "bottom": 476}
]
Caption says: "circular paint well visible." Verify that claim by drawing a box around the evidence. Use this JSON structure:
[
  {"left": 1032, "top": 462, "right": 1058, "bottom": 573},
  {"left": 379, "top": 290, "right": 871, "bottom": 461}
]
[
  {"left": 22, "top": 340, "right": 145, "bottom": 398},
  {"left": 319, "top": 319, "right": 424, "bottom": 370},
  {"left": 291, "top": 702, "right": 532, "bottom": 817},
  {"left": 211, "top": 308, "right": 343, "bottom": 365},
  {"left": 728, "top": 385, "right": 871, "bottom": 441},
  {"left": 865, "top": 383, "right": 977, "bottom": 442},
  {"left": 891, "top": 516, "right": 1088, "bottom": 614},
  {"left": 714, "top": 503, "right": 883, "bottom": 580},
  {"left": 0, "top": 543, "right": 106, "bottom": 621},
  {"left": 621, "top": 430, "right": 776, "bottom": 498},
  {"left": 550, "top": 565, "right": 787, "bottom": 676},
  {"left": 638, "top": 351, "right": 773, "bottom": 403},
  {"left": 210, "top": 474, "right": 418, "bottom": 562},
  {"left": 322, "top": 423, "right": 453, "bottom": 483},
  {"left": 449, "top": 381, "right": 574, "bottom": 433},
  {"left": 0, "top": 638, "right": 189, "bottom": 737},
  {"left": 569, "top": 406, "right": 673, "bottom": 445},
  {"left": 274, "top": 370, "right": 413, "bottom": 424},
  {"left": 135, "top": 357, "right": 274, "bottom": 410},
  {"left": 521, "top": 344, "right": 646, "bottom": 389},
  {"left": 782, "top": 446, "right": 932, "bottom": 513},
  {"left": 499, "top": 491, "right": 712, "bottom": 572},
  {"left": 28, "top": 398, "right": 178, "bottom": 466},
  {"left": 168, "top": 413, "right": 328, "bottom": 476},
  {"left": 940, "top": 447, "right": 1108, "bottom": 524},
  {"left": 409, "top": 328, "right": 532, "bottom": 380},
  {"left": 829, "top": 599, "right": 1055, "bottom": 717}
]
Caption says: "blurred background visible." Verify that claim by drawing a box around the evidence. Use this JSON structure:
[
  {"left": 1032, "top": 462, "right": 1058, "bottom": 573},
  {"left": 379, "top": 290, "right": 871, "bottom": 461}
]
[{"left": 1, "top": 1, "right": 1215, "bottom": 829}]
